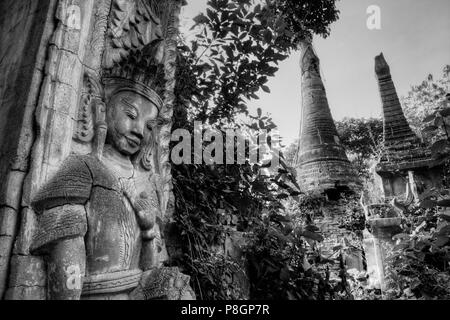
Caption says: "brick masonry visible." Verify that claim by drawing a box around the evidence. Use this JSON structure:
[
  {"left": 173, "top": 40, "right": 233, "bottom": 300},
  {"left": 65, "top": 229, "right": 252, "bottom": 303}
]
[
  {"left": 314, "top": 200, "right": 365, "bottom": 288},
  {"left": 295, "top": 40, "right": 359, "bottom": 194},
  {"left": 374, "top": 53, "right": 444, "bottom": 199},
  {"left": 0, "top": 0, "right": 56, "bottom": 299}
]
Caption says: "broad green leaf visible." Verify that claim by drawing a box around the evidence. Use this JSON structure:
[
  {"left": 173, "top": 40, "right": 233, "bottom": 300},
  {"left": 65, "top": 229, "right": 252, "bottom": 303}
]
[
  {"left": 261, "top": 85, "right": 271, "bottom": 93},
  {"left": 206, "top": 8, "right": 215, "bottom": 21},
  {"left": 439, "top": 107, "right": 450, "bottom": 117},
  {"left": 438, "top": 213, "right": 450, "bottom": 222},
  {"left": 420, "top": 199, "right": 437, "bottom": 209},
  {"left": 422, "top": 125, "right": 438, "bottom": 134},
  {"left": 433, "top": 236, "right": 449, "bottom": 247},
  {"left": 263, "top": 30, "right": 273, "bottom": 43},
  {"left": 193, "top": 13, "right": 209, "bottom": 25},
  {"left": 431, "top": 139, "right": 450, "bottom": 154},
  {"left": 257, "top": 107, "right": 262, "bottom": 117},
  {"left": 436, "top": 199, "right": 450, "bottom": 207},
  {"left": 423, "top": 113, "right": 437, "bottom": 123},
  {"left": 259, "top": 120, "right": 265, "bottom": 129},
  {"left": 305, "top": 225, "right": 319, "bottom": 232},
  {"left": 297, "top": 229, "right": 324, "bottom": 242},
  {"left": 435, "top": 116, "right": 444, "bottom": 127},
  {"left": 437, "top": 225, "right": 450, "bottom": 236}
]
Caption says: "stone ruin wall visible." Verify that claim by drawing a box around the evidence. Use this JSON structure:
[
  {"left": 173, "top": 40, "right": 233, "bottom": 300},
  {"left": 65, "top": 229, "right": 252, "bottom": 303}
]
[
  {"left": 0, "top": 0, "right": 58, "bottom": 299},
  {"left": 315, "top": 203, "right": 365, "bottom": 277},
  {"left": 299, "top": 160, "right": 360, "bottom": 193}
]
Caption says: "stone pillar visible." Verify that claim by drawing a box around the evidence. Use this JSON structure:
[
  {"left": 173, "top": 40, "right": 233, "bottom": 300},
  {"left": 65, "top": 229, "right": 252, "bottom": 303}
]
[
  {"left": 224, "top": 228, "right": 250, "bottom": 299},
  {"left": 0, "top": 0, "right": 184, "bottom": 300},
  {"left": 362, "top": 204, "right": 402, "bottom": 292},
  {"left": 362, "top": 230, "right": 384, "bottom": 289},
  {"left": 295, "top": 39, "right": 359, "bottom": 195},
  {"left": 408, "top": 171, "right": 420, "bottom": 200}
]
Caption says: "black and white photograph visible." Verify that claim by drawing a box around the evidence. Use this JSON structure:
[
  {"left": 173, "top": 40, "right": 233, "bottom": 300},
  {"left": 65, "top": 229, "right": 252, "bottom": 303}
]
[{"left": 0, "top": 0, "right": 449, "bottom": 311}]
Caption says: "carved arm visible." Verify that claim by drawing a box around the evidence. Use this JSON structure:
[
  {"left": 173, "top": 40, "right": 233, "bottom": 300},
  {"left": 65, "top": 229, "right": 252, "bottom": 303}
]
[
  {"left": 133, "top": 189, "right": 163, "bottom": 271},
  {"left": 47, "top": 237, "right": 86, "bottom": 300},
  {"left": 31, "top": 204, "right": 89, "bottom": 300}
]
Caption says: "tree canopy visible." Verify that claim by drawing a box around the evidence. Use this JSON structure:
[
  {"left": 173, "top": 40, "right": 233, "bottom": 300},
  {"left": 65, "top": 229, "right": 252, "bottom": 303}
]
[
  {"left": 335, "top": 117, "right": 383, "bottom": 177},
  {"left": 175, "top": 0, "right": 340, "bottom": 127},
  {"left": 402, "top": 65, "right": 450, "bottom": 138}
]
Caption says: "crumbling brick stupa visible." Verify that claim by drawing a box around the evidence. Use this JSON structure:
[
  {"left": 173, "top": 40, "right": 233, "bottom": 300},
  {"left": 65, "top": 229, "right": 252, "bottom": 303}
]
[
  {"left": 361, "top": 54, "right": 447, "bottom": 293},
  {"left": 294, "top": 40, "right": 364, "bottom": 289},
  {"left": 295, "top": 39, "right": 360, "bottom": 198},
  {"left": 374, "top": 53, "right": 444, "bottom": 200}
]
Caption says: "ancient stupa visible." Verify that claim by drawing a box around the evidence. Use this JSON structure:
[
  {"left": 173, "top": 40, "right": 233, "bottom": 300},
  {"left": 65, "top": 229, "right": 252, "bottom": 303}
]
[
  {"left": 374, "top": 53, "right": 443, "bottom": 199},
  {"left": 295, "top": 39, "right": 359, "bottom": 197}
]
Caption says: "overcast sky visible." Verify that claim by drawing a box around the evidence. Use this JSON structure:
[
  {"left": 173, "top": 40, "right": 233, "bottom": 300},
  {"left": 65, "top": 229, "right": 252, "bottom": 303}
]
[{"left": 181, "top": 0, "right": 450, "bottom": 145}]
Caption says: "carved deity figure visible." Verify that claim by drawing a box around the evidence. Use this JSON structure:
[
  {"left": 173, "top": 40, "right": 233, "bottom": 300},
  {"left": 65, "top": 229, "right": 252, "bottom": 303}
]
[{"left": 29, "top": 46, "right": 194, "bottom": 300}]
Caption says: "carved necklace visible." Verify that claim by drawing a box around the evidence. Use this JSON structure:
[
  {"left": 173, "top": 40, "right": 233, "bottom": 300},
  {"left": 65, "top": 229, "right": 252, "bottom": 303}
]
[{"left": 102, "top": 145, "right": 138, "bottom": 200}]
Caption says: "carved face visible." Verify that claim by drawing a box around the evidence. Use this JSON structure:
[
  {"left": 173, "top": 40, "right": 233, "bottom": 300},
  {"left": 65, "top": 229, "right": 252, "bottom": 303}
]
[{"left": 106, "top": 91, "right": 158, "bottom": 156}]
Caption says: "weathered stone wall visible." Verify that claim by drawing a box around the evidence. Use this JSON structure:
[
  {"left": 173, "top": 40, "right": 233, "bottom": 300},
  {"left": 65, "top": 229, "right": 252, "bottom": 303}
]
[
  {"left": 411, "top": 167, "right": 444, "bottom": 195},
  {"left": 380, "top": 174, "right": 408, "bottom": 200},
  {"left": 0, "top": 0, "right": 52, "bottom": 181},
  {"left": 314, "top": 201, "right": 365, "bottom": 287},
  {"left": 0, "top": 0, "right": 57, "bottom": 299},
  {"left": 0, "top": 0, "right": 104, "bottom": 299},
  {"left": 3, "top": 0, "right": 99, "bottom": 300},
  {"left": 299, "top": 160, "right": 360, "bottom": 193}
]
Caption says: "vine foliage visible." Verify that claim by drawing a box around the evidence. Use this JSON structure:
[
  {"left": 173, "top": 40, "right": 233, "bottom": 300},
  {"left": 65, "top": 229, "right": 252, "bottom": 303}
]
[{"left": 167, "top": 0, "right": 340, "bottom": 299}]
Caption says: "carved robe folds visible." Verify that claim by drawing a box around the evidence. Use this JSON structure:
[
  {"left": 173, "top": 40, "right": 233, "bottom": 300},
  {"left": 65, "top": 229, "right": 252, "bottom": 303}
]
[
  {"left": 0, "top": 0, "right": 188, "bottom": 300},
  {"left": 31, "top": 155, "right": 194, "bottom": 300}
]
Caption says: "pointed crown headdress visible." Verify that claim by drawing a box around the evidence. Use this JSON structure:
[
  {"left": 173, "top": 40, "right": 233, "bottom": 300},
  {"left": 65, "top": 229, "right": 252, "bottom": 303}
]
[{"left": 102, "top": 41, "right": 166, "bottom": 111}]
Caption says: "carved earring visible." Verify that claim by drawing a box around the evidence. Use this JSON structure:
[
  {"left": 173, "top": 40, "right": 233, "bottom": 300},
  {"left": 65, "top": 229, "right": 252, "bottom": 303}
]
[
  {"left": 93, "top": 100, "right": 107, "bottom": 160},
  {"left": 140, "top": 141, "right": 155, "bottom": 171}
]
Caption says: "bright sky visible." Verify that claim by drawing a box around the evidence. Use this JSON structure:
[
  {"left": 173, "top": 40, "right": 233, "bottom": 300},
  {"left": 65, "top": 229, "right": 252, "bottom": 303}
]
[{"left": 180, "top": 0, "right": 450, "bottom": 145}]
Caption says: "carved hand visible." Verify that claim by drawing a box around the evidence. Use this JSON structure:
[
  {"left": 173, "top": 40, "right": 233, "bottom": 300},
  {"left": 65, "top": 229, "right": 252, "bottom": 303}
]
[
  {"left": 134, "top": 191, "right": 161, "bottom": 236},
  {"left": 135, "top": 199, "right": 156, "bottom": 230},
  {"left": 139, "top": 223, "right": 162, "bottom": 271}
]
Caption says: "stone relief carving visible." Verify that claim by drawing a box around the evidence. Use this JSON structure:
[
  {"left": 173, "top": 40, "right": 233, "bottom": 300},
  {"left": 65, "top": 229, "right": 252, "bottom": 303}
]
[
  {"left": 103, "top": 0, "right": 163, "bottom": 69},
  {"left": 32, "top": 35, "right": 194, "bottom": 299},
  {"left": 0, "top": 0, "right": 191, "bottom": 300},
  {"left": 74, "top": 70, "right": 105, "bottom": 143}
]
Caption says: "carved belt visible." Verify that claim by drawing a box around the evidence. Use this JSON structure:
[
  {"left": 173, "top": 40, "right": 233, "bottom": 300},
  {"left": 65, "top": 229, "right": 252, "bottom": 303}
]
[{"left": 82, "top": 269, "right": 143, "bottom": 296}]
